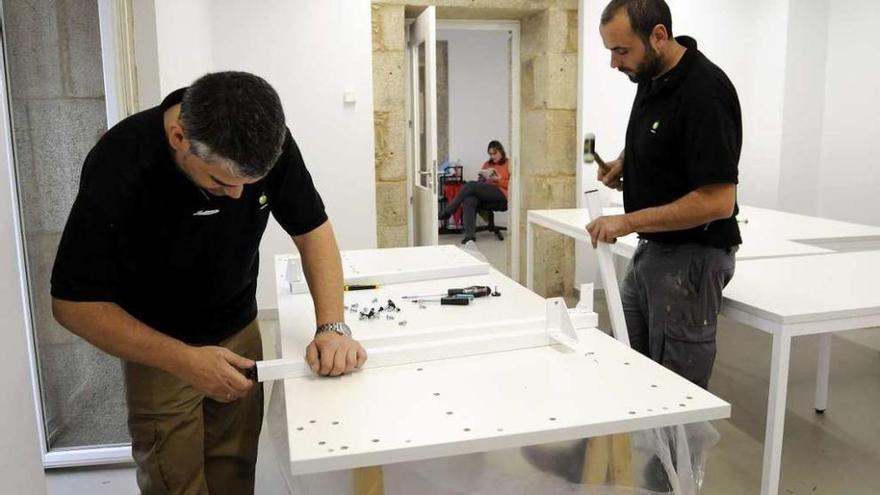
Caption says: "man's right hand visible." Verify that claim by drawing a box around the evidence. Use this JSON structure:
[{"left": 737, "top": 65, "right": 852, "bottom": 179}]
[
  {"left": 597, "top": 159, "right": 624, "bottom": 191},
  {"left": 177, "top": 346, "right": 255, "bottom": 403}
]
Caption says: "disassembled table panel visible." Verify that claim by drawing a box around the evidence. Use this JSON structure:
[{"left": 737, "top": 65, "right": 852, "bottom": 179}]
[{"left": 268, "top": 248, "right": 730, "bottom": 477}]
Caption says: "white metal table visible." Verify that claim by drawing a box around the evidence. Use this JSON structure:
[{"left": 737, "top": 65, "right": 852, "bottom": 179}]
[
  {"left": 525, "top": 207, "right": 835, "bottom": 283},
  {"left": 525, "top": 206, "right": 880, "bottom": 494},
  {"left": 721, "top": 251, "right": 880, "bottom": 494},
  {"left": 267, "top": 247, "right": 730, "bottom": 492}
]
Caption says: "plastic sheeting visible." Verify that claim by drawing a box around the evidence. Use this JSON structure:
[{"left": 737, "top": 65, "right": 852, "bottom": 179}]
[{"left": 271, "top": 380, "right": 719, "bottom": 495}]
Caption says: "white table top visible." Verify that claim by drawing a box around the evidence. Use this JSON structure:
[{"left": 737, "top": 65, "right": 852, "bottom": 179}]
[
  {"left": 277, "top": 259, "right": 547, "bottom": 351},
  {"left": 527, "top": 207, "right": 860, "bottom": 260},
  {"left": 737, "top": 205, "right": 880, "bottom": 242},
  {"left": 270, "top": 248, "right": 730, "bottom": 476},
  {"left": 722, "top": 250, "right": 880, "bottom": 325},
  {"left": 341, "top": 245, "right": 489, "bottom": 285}
]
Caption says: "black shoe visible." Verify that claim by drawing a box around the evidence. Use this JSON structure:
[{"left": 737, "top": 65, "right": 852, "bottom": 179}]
[
  {"left": 520, "top": 440, "right": 589, "bottom": 483},
  {"left": 643, "top": 454, "right": 673, "bottom": 492},
  {"left": 460, "top": 237, "right": 475, "bottom": 245}
]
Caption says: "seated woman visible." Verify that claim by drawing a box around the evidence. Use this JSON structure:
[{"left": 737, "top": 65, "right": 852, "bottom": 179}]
[{"left": 439, "top": 140, "right": 510, "bottom": 244}]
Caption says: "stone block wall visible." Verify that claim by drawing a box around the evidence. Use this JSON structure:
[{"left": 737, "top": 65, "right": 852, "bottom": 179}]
[
  {"left": 518, "top": 6, "right": 579, "bottom": 297},
  {"left": 372, "top": 0, "right": 579, "bottom": 298},
  {"left": 372, "top": 3, "right": 409, "bottom": 248}
]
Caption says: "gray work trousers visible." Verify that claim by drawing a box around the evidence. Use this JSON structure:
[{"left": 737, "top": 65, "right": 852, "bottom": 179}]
[{"left": 621, "top": 239, "right": 737, "bottom": 389}]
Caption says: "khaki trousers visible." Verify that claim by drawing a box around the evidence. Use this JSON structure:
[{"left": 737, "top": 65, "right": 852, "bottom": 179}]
[{"left": 124, "top": 320, "right": 263, "bottom": 495}]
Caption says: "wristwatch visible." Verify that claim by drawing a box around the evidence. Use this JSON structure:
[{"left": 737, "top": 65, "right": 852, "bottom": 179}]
[{"left": 315, "top": 321, "right": 352, "bottom": 338}]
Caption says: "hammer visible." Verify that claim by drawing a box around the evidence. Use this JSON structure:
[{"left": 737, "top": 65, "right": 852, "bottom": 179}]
[{"left": 583, "top": 133, "right": 610, "bottom": 171}]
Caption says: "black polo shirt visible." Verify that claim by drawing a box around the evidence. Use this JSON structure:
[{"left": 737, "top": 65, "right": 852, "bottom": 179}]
[
  {"left": 51, "top": 88, "right": 328, "bottom": 345},
  {"left": 623, "top": 36, "right": 742, "bottom": 248}
]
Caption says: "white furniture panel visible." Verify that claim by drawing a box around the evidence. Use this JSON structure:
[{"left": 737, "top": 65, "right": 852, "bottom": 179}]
[{"left": 269, "top": 247, "right": 729, "bottom": 479}]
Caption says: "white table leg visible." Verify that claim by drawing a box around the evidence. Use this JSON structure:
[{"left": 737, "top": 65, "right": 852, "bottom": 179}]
[
  {"left": 762, "top": 333, "right": 792, "bottom": 495},
  {"left": 815, "top": 334, "right": 832, "bottom": 413},
  {"left": 526, "top": 220, "right": 535, "bottom": 290}
]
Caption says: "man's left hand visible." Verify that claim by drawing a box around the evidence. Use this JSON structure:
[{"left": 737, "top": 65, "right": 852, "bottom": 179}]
[
  {"left": 305, "top": 333, "right": 367, "bottom": 377},
  {"left": 586, "top": 214, "right": 633, "bottom": 249}
]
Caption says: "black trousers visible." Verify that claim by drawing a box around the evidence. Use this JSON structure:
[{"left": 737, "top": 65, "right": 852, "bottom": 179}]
[{"left": 440, "top": 181, "right": 507, "bottom": 239}]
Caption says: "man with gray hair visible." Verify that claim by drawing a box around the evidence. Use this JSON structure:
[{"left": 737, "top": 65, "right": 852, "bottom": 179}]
[
  {"left": 587, "top": 0, "right": 742, "bottom": 389},
  {"left": 51, "top": 71, "right": 364, "bottom": 494}
]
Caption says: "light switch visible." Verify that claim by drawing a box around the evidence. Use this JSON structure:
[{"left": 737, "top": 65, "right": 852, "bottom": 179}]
[{"left": 343, "top": 91, "right": 357, "bottom": 105}]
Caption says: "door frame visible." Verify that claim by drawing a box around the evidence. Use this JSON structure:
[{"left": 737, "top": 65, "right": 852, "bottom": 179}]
[{"left": 405, "top": 18, "right": 521, "bottom": 279}]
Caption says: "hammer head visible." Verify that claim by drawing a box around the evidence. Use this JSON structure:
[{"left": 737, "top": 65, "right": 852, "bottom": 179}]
[{"left": 583, "top": 132, "right": 597, "bottom": 164}]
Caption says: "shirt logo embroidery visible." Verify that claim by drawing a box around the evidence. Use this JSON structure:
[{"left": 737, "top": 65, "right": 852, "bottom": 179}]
[
  {"left": 651, "top": 120, "right": 661, "bottom": 134},
  {"left": 193, "top": 209, "right": 220, "bottom": 216}
]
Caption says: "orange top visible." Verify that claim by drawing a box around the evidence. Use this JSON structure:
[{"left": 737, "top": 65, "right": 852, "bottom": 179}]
[{"left": 481, "top": 160, "right": 510, "bottom": 198}]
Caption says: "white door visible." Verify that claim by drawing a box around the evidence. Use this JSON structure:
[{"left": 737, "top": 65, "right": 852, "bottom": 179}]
[{"left": 409, "top": 6, "right": 438, "bottom": 246}]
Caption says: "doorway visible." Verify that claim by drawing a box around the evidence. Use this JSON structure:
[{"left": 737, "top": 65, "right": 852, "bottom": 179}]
[{"left": 406, "top": 16, "right": 521, "bottom": 277}]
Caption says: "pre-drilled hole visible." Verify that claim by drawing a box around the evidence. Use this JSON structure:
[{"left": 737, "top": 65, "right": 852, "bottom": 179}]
[
  {"left": 463, "top": 428, "right": 471, "bottom": 432},
  {"left": 318, "top": 441, "right": 326, "bottom": 445},
  {"left": 296, "top": 427, "right": 304, "bottom": 431},
  {"left": 341, "top": 446, "right": 349, "bottom": 450},
  {"left": 433, "top": 393, "right": 440, "bottom": 396},
  {"left": 332, "top": 421, "right": 340, "bottom": 425},
  {"left": 549, "top": 417, "right": 557, "bottom": 421},
  {"left": 309, "top": 420, "right": 316, "bottom": 424},
  {"left": 372, "top": 439, "right": 380, "bottom": 443},
  {"left": 446, "top": 411, "right": 454, "bottom": 415},
  {"left": 629, "top": 411, "right": 636, "bottom": 415}
]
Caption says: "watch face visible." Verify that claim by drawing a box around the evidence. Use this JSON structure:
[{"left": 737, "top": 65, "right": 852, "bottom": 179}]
[{"left": 337, "top": 323, "right": 352, "bottom": 337}]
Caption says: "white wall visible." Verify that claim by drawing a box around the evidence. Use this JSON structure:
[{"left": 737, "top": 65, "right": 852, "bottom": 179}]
[
  {"left": 138, "top": 0, "right": 377, "bottom": 310},
  {"left": 0, "top": 56, "right": 47, "bottom": 494},
  {"left": 439, "top": 28, "right": 511, "bottom": 225},
  {"left": 440, "top": 29, "right": 510, "bottom": 178},
  {"left": 778, "top": 0, "right": 830, "bottom": 217},
  {"left": 818, "top": 0, "right": 880, "bottom": 226},
  {"left": 153, "top": 0, "right": 215, "bottom": 92}
]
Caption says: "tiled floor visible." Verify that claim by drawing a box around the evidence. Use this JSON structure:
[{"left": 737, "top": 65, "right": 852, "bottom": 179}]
[{"left": 439, "top": 231, "right": 509, "bottom": 275}]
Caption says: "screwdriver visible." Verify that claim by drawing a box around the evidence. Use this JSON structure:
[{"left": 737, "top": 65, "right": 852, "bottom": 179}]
[
  {"left": 411, "top": 295, "right": 471, "bottom": 305},
  {"left": 448, "top": 285, "right": 492, "bottom": 298},
  {"left": 402, "top": 285, "right": 493, "bottom": 300}
]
